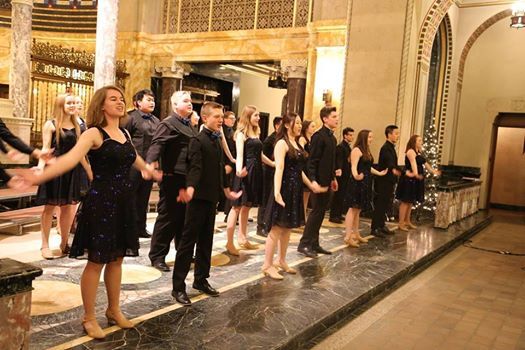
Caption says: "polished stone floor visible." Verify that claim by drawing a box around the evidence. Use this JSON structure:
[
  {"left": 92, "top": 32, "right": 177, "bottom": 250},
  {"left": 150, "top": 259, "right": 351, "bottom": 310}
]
[
  {"left": 14, "top": 208, "right": 491, "bottom": 350},
  {"left": 312, "top": 210, "right": 525, "bottom": 350}
]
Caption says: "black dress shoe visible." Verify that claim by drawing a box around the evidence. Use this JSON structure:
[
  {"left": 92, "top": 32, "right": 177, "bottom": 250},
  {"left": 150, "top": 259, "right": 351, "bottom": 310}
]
[
  {"left": 314, "top": 246, "right": 332, "bottom": 255},
  {"left": 371, "top": 229, "right": 386, "bottom": 238},
  {"left": 152, "top": 261, "right": 170, "bottom": 272},
  {"left": 256, "top": 228, "right": 268, "bottom": 237},
  {"left": 172, "top": 290, "right": 191, "bottom": 306},
  {"left": 138, "top": 230, "right": 152, "bottom": 238},
  {"left": 193, "top": 280, "right": 220, "bottom": 297},
  {"left": 248, "top": 217, "right": 254, "bottom": 223},
  {"left": 297, "top": 246, "right": 318, "bottom": 258},
  {"left": 329, "top": 218, "right": 343, "bottom": 224},
  {"left": 381, "top": 226, "right": 395, "bottom": 235}
]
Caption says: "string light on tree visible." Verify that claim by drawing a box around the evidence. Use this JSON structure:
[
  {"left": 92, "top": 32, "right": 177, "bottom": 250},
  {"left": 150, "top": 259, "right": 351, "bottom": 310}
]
[{"left": 422, "top": 123, "right": 439, "bottom": 213}]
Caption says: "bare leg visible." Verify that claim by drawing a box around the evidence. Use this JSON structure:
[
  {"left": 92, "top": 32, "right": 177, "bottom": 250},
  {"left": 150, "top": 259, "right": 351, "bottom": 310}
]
[
  {"left": 303, "top": 192, "right": 310, "bottom": 220},
  {"left": 40, "top": 205, "right": 55, "bottom": 249},
  {"left": 352, "top": 209, "right": 361, "bottom": 240},
  {"left": 261, "top": 226, "right": 283, "bottom": 279},
  {"left": 237, "top": 206, "right": 251, "bottom": 245},
  {"left": 226, "top": 207, "right": 240, "bottom": 254},
  {"left": 277, "top": 228, "right": 292, "bottom": 267},
  {"left": 80, "top": 261, "right": 105, "bottom": 338},
  {"left": 58, "top": 204, "right": 77, "bottom": 252},
  {"left": 104, "top": 257, "right": 132, "bottom": 328},
  {"left": 398, "top": 202, "right": 408, "bottom": 227},
  {"left": 344, "top": 208, "right": 353, "bottom": 241}
]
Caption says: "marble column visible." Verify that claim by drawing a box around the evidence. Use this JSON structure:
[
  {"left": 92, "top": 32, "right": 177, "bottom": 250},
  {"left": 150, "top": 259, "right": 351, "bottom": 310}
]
[
  {"left": 154, "top": 62, "right": 185, "bottom": 119},
  {"left": 9, "top": 0, "right": 33, "bottom": 121},
  {"left": 282, "top": 59, "right": 307, "bottom": 118},
  {"left": 94, "top": 0, "right": 119, "bottom": 90}
]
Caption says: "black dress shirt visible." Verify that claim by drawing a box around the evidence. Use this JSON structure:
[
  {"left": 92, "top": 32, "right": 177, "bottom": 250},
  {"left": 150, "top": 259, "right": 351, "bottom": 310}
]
[
  {"left": 0, "top": 118, "right": 36, "bottom": 182},
  {"left": 376, "top": 141, "right": 401, "bottom": 184},
  {"left": 335, "top": 140, "right": 351, "bottom": 177},
  {"left": 125, "top": 109, "right": 160, "bottom": 159},
  {"left": 186, "top": 127, "right": 227, "bottom": 203},
  {"left": 222, "top": 125, "right": 236, "bottom": 168},
  {"left": 307, "top": 125, "right": 337, "bottom": 187},
  {"left": 146, "top": 113, "right": 198, "bottom": 175}
]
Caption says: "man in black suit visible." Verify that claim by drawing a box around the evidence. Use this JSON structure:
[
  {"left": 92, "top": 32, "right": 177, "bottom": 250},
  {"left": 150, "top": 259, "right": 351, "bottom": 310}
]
[
  {"left": 371, "top": 125, "right": 401, "bottom": 237},
  {"left": 125, "top": 89, "right": 160, "bottom": 239},
  {"left": 256, "top": 116, "right": 282, "bottom": 237},
  {"left": 218, "top": 111, "right": 236, "bottom": 216},
  {"left": 298, "top": 106, "right": 339, "bottom": 258},
  {"left": 146, "top": 91, "right": 198, "bottom": 272},
  {"left": 172, "top": 102, "right": 241, "bottom": 306},
  {"left": 329, "top": 127, "right": 354, "bottom": 224}
]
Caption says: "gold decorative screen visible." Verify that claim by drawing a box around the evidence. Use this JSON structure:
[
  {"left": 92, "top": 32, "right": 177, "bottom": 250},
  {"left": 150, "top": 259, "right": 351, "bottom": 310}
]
[
  {"left": 211, "top": 0, "right": 256, "bottom": 31},
  {"left": 179, "top": 0, "right": 211, "bottom": 33}
]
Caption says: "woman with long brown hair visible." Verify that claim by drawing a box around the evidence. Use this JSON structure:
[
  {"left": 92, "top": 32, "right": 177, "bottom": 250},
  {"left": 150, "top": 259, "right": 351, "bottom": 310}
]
[
  {"left": 262, "top": 113, "right": 324, "bottom": 279},
  {"left": 343, "top": 130, "right": 387, "bottom": 247},
  {"left": 396, "top": 135, "right": 440, "bottom": 230},
  {"left": 36, "top": 93, "right": 92, "bottom": 259},
  {"left": 298, "top": 119, "right": 316, "bottom": 219},
  {"left": 21, "top": 86, "right": 161, "bottom": 339},
  {"left": 225, "top": 105, "right": 274, "bottom": 255}
]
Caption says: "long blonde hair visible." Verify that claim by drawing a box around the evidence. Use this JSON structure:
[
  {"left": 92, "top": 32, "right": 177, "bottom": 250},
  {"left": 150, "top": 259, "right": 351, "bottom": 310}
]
[
  {"left": 87, "top": 85, "right": 126, "bottom": 128},
  {"left": 52, "top": 94, "right": 80, "bottom": 148},
  {"left": 235, "top": 105, "right": 260, "bottom": 139}
]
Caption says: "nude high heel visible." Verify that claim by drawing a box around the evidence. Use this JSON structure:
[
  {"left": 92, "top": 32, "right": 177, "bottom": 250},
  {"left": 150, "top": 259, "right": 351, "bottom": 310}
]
[
  {"left": 105, "top": 309, "right": 133, "bottom": 329},
  {"left": 274, "top": 262, "right": 297, "bottom": 274},
  {"left": 262, "top": 266, "right": 284, "bottom": 280},
  {"left": 82, "top": 317, "right": 105, "bottom": 339}
]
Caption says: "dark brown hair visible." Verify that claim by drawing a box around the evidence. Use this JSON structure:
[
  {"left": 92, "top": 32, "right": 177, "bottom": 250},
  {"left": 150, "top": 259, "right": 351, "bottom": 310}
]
[
  {"left": 405, "top": 134, "right": 420, "bottom": 154},
  {"left": 320, "top": 106, "right": 336, "bottom": 122},
  {"left": 276, "top": 112, "right": 302, "bottom": 158},
  {"left": 353, "top": 129, "right": 373, "bottom": 161},
  {"left": 87, "top": 85, "right": 126, "bottom": 128}
]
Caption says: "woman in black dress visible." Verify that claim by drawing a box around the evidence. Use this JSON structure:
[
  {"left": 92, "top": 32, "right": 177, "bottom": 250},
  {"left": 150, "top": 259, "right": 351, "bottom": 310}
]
[
  {"left": 298, "top": 119, "right": 316, "bottom": 219},
  {"left": 36, "top": 94, "right": 92, "bottom": 259},
  {"left": 225, "top": 105, "right": 274, "bottom": 256},
  {"left": 396, "top": 135, "right": 440, "bottom": 230},
  {"left": 22, "top": 86, "right": 160, "bottom": 339},
  {"left": 343, "top": 130, "right": 387, "bottom": 247},
  {"left": 262, "top": 113, "right": 323, "bottom": 280}
]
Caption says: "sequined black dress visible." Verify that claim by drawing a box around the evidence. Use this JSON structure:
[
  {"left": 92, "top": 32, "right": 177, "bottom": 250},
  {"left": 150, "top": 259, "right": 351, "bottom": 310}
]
[
  {"left": 344, "top": 156, "right": 373, "bottom": 211},
  {"left": 69, "top": 127, "right": 138, "bottom": 263},
  {"left": 232, "top": 137, "right": 263, "bottom": 207},
  {"left": 395, "top": 154, "right": 426, "bottom": 204},
  {"left": 266, "top": 148, "right": 306, "bottom": 229},
  {"left": 36, "top": 123, "right": 81, "bottom": 205}
]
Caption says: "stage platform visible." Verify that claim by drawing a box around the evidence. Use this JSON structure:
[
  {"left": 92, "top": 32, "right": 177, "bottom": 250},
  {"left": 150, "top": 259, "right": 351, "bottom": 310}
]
[{"left": 28, "top": 211, "right": 491, "bottom": 350}]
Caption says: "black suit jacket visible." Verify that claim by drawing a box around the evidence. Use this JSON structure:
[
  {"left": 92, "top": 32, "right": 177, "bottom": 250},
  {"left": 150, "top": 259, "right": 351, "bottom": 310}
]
[
  {"left": 335, "top": 140, "right": 351, "bottom": 177},
  {"left": 0, "top": 118, "right": 36, "bottom": 182},
  {"left": 307, "top": 126, "right": 337, "bottom": 187},
  {"left": 146, "top": 113, "right": 198, "bottom": 175},
  {"left": 125, "top": 109, "right": 160, "bottom": 159},
  {"left": 222, "top": 125, "right": 236, "bottom": 168},
  {"left": 376, "top": 141, "right": 400, "bottom": 184},
  {"left": 186, "top": 128, "right": 227, "bottom": 203}
]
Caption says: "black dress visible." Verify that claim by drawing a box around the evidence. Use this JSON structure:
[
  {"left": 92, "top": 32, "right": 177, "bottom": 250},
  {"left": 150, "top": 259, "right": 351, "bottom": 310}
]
[
  {"left": 232, "top": 137, "right": 263, "bottom": 207},
  {"left": 395, "top": 154, "right": 426, "bottom": 204},
  {"left": 302, "top": 138, "right": 311, "bottom": 193},
  {"left": 344, "top": 156, "right": 373, "bottom": 211},
  {"left": 77, "top": 117, "right": 90, "bottom": 196},
  {"left": 69, "top": 127, "right": 139, "bottom": 264},
  {"left": 36, "top": 123, "right": 81, "bottom": 206},
  {"left": 266, "top": 148, "right": 306, "bottom": 229}
]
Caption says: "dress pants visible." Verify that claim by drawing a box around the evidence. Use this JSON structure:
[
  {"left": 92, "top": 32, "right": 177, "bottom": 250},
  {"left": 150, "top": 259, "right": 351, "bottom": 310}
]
[
  {"left": 257, "top": 166, "right": 274, "bottom": 231},
  {"left": 130, "top": 168, "right": 153, "bottom": 234},
  {"left": 371, "top": 179, "right": 395, "bottom": 230},
  {"left": 172, "top": 198, "right": 216, "bottom": 292},
  {"left": 149, "top": 174, "right": 187, "bottom": 264},
  {"left": 329, "top": 175, "right": 348, "bottom": 220},
  {"left": 299, "top": 191, "right": 330, "bottom": 250}
]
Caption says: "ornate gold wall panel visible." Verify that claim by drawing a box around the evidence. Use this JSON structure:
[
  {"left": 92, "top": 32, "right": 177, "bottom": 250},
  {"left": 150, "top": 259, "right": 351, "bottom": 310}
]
[
  {"left": 179, "top": 0, "right": 211, "bottom": 33},
  {"left": 211, "top": 0, "right": 256, "bottom": 31},
  {"left": 257, "top": 0, "right": 294, "bottom": 28}
]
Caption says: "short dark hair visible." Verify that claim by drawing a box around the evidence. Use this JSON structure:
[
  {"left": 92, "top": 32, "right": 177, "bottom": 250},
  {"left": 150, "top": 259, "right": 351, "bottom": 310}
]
[
  {"left": 320, "top": 106, "right": 336, "bottom": 121},
  {"left": 385, "top": 125, "right": 398, "bottom": 137},
  {"left": 343, "top": 127, "right": 354, "bottom": 135},
  {"left": 133, "top": 89, "right": 155, "bottom": 103},
  {"left": 273, "top": 116, "right": 283, "bottom": 128}
]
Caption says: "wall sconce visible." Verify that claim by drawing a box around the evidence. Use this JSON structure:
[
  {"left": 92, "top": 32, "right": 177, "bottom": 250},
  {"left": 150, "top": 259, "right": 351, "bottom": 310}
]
[
  {"left": 322, "top": 89, "right": 332, "bottom": 105},
  {"left": 510, "top": 1, "right": 525, "bottom": 28}
]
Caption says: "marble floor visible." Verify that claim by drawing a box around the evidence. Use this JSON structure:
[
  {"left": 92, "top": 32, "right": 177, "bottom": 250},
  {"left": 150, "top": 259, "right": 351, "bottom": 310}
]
[{"left": 1, "top": 209, "right": 491, "bottom": 349}]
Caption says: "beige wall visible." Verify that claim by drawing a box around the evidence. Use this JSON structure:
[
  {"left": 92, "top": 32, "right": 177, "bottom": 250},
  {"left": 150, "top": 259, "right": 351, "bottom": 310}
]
[
  {"left": 490, "top": 127, "right": 525, "bottom": 207},
  {"left": 313, "top": 0, "right": 348, "bottom": 21},
  {"left": 453, "top": 18, "right": 525, "bottom": 207},
  {"left": 237, "top": 72, "right": 286, "bottom": 133}
]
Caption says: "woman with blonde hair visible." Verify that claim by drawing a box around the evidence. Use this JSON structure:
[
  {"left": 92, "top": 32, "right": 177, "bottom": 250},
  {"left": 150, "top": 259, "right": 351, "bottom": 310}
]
[
  {"left": 225, "top": 105, "right": 274, "bottom": 255},
  {"left": 36, "top": 93, "right": 92, "bottom": 259},
  {"left": 21, "top": 85, "right": 161, "bottom": 339}
]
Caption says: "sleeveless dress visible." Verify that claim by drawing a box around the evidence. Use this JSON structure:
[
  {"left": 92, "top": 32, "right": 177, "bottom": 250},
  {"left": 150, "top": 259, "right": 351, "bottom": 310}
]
[
  {"left": 395, "top": 153, "right": 426, "bottom": 204},
  {"left": 77, "top": 117, "right": 90, "bottom": 196},
  {"left": 232, "top": 137, "right": 263, "bottom": 207},
  {"left": 36, "top": 122, "right": 81, "bottom": 206},
  {"left": 344, "top": 156, "right": 373, "bottom": 211},
  {"left": 266, "top": 147, "right": 306, "bottom": 229},
  {"left": 69, "top": 127, "right": 139, "bottom": 264}
]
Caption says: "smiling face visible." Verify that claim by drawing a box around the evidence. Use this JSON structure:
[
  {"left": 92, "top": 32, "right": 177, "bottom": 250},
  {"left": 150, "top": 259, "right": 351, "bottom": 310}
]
[
  {"left": 64, "top": 95, "right": 77, "bottom": 116},
  {"left": 103, "top": 89, "right": 126, "bottom": 119},
  {"left": 250, "top": 111, "right": 260, "bottom": 127}
]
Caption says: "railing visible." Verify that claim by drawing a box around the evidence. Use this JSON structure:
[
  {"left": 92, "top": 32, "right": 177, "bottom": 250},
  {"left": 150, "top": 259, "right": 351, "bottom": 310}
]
[{"left": 162, "top": 0, "right": 313, "bottom": 34}]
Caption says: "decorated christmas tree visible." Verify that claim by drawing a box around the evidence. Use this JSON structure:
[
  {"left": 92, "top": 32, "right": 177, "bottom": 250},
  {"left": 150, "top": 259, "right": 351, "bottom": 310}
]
[{"left": 422, "top": 123, "right": 439, "bottom": 213}]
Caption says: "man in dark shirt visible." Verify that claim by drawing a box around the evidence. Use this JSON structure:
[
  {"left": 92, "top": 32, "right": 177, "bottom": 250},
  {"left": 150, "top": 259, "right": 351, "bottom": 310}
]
[
  {"left": 256, "top": 116, "right": 282, "bottom": 237},
  {"left": 219, "top": 111, "right": 236, "bottom": 217},
  {"left": 329, "top": 127, "right": 354, "bottom": 224},
  {"left": 125, "top": 89, "right": 160, "bottom": 239},
  {"left": 371, "top": 125, "right": 401, "bottom": 237},
  {"left": 146, "top": 91, "right": 198, "bottom": 272},
  {"left": 298, "top": 106, "right": 338, "bottom": 258},
  {"left": 171, "top": 102, "right": 241, "bottom": 306}
]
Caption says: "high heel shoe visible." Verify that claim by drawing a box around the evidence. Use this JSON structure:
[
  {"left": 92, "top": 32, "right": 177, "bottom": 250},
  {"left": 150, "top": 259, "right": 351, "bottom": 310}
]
[
  {"left": 407, "top": 222, "right": 418, "bottom": 229},
  {"left": 82, "top": 317, "right": 105, "bottom": 339},
  {"left": 398, "top": 224, "right": 409, "bottom": 231},
  {"left": 274, "top": 262, "right": 297, "bottom": 274},
  {"left": 262, "top": 266, "right": 284, "bottom": 280},
  {"left": 105, "top": 309, "right": 133, "bottom": 329},
  {"left": 239, "top": 241, "right": 259, "bottom": 250},
  {"left": 40, "top": 247, "right": 55, "bottom": 260},
  {"left": 344, "top": 237, "right": 360, "bottom": 248},
  {"left": 226, "top": 245, "right": 240, "bottom": 256},
  {"left": 356, "top": 236, "right": 369, "bottom": 243}
]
